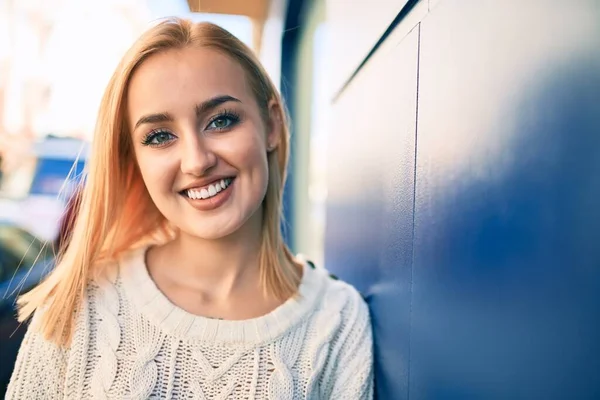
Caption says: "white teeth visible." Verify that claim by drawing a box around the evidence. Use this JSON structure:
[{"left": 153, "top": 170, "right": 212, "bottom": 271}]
[{"left": 185, "top": 178, "right": 233, "bottom": 200}]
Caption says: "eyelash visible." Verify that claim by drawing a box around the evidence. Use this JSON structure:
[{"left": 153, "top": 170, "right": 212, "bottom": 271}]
[
  {"left": 207, "top": 109, "right": 241, "bottom": 131},
  {"left": 140, "top": 109, "right": 242, "bottom": 147},
  {"left": 141, "top": 129, "right": 174, "bottom": 147}
]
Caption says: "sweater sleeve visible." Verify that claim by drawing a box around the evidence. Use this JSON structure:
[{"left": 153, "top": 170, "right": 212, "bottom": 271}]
[
  {"left": 5, "top": 310, "right": 68, "bottom": 400},
  {"left": 328, "top": 288, "right": 375, "bottom": 400}
]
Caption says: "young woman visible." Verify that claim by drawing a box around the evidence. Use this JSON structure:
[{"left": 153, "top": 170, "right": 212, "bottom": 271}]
[{"left": 7, "top": 18, "right": 373, "bottom": 399}]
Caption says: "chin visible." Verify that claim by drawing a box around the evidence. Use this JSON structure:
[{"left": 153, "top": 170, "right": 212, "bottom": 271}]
[
  {"left": 177, "top": 216, "right": 247, "bottom": 241},
  {"left": 178, "top": 224, "right": 237, "bottom": 241},
  {"left": 158, "top": 196, "right": 264, "bottom": 241},
  {"left": 188, "top": 229, "right": 237, "bottom": 241}
]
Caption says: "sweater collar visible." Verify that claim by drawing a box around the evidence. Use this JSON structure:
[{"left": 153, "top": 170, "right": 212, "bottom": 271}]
[{"left": 118, "top": 246, "right": 328, "bottom": 345}]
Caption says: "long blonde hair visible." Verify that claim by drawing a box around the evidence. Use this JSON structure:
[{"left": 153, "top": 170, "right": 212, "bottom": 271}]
[{"left": 18, "top": 18, "right": 300, "bottom": 346}]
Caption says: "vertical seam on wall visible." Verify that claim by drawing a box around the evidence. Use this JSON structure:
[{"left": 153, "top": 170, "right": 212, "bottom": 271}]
[{"left": 407, "top": 22, "right": 422, "bottom": 400}]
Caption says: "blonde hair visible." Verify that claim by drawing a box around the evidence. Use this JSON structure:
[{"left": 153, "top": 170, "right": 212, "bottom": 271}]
[{"left": 18, "top": 18, "right": 300, "bottom": 346}]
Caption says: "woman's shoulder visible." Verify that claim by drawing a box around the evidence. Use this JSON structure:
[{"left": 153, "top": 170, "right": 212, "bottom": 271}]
[
  {"left": 84, "top": 258, "right": 119, "bottom": 297},
  {"left": 302, "top": 258, "right": 370, "bottom": 326},
  {"left": 86, "top": 245, "right": 146, "bottom": 293}
]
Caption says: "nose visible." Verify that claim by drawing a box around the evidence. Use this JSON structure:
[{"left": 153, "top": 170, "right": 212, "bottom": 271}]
[{"left": 180, "top": 134, "right": 217, "bottom": 176}]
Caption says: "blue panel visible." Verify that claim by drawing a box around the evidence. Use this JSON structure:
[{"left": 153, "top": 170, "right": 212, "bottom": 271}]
[
  {"left": 29, "top": 158, "right": 85, "bottom": 197},
  {"left": 412, "top": 0, "right": 600, "bottom": 398},
  {"left": 325, "top": 28, "right": 420, "bottom": 399}
]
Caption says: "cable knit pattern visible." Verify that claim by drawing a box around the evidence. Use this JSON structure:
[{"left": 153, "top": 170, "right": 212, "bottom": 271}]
[
  {"left": 190, "top": 347, "right": 247, "bottom": 398},
  {"left": 125, "top": 315, "right": 164, "bottom": 400},
  {"left": 267, "top": 319, "right": 307, "bottom": 398},
  {"left": 5, "top": 247, "right": 374, "bottom": 399},
  {"left": 64, "top": 298, "right": 91, "bottom": 399},
  {"left": 91, "top": 269, "right": 122, "bottom": 399},
  {"left": 305, "top": 300, "right": 342, "bottom": 396}
]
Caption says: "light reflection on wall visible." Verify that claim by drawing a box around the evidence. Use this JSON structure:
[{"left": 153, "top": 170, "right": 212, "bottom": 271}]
[
  {"left": 416, "top": 1, "right": 600, "bottom": 198},
  {"left": 308, "top": 23, "right": 330, "bottom": 268}
]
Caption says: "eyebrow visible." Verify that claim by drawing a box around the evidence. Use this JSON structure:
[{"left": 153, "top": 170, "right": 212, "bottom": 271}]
[{"left": 133, "top": 95, "right": 242, "bottom": 131}]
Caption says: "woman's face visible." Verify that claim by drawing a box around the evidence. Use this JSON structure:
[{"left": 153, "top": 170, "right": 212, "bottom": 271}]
[{"left": 126, "top": 46, "right": 278, "bottom": 240}]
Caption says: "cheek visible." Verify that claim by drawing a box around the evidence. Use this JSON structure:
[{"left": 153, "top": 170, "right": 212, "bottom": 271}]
[
  {"left": 236, "top": 143, "right": 269, "bottom": 187},
  {"left": 135, "top": 151, "right": 178, "bottom": 196},
  {"left": 234, "top": 130, "right": 269, "bottom": 169}
]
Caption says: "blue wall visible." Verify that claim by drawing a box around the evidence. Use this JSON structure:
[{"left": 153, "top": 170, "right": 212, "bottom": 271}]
[{"left": 324, "top": 0, "right": 600, "bottom": 398}]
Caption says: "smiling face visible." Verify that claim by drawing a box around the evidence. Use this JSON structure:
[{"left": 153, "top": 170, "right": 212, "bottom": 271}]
[{"left": 126, "top": 46, "right": 279, "bottom": 240}]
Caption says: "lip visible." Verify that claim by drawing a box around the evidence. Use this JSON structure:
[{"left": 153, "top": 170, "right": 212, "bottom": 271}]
[
  {"left": 180, "top": 177, "right": 235, "bottom": 211},
  {"left": 178, "top": 175, "right": 235, "bottom": 192}
]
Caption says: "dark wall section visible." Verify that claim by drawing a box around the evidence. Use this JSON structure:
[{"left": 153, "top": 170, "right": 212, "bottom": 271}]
[{"left": 324, "top": 0, "right": 600, "bottom": 398}]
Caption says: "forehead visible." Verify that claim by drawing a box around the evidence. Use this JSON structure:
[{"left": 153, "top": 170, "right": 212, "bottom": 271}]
[{"left": 126, "top": 46, "right": 252, "bottom": 119}]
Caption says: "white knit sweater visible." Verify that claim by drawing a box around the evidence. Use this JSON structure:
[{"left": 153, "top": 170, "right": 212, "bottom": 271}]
[{"left": 6, "top": 247, "right": 374, "bottom": 399}]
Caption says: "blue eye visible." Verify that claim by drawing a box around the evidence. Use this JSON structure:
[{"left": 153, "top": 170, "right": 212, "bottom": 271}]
[
  {"left": 206, "top": 111, "right": 240, "bottom": 131},
  {"left": 141, "top": 130, "right": 175, "bottom": 147}
]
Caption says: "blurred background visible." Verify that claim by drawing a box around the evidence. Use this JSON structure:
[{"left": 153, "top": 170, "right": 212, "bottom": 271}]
[{"left": 1, "top": 0, "right": 599, "bottom": 398}]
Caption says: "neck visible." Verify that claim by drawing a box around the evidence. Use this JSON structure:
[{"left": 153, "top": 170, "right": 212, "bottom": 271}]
[{"left": 154, "top": 212, "right": 265, "bottom": 300}]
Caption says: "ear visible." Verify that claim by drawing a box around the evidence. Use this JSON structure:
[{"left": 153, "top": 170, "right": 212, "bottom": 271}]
[{"left": 266, "top": 99, "right": 282, "bottom": 152}]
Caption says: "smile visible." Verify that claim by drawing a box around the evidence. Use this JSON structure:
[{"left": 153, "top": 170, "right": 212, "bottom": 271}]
[
  {"left": 179, "top": 177, "right": 235, "bottom": 211},
  {"left": 183, "top": 178, "right": 234, "bottom": 200}
]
